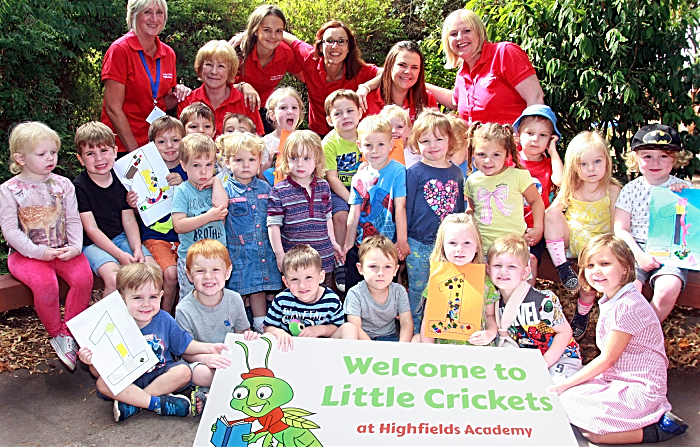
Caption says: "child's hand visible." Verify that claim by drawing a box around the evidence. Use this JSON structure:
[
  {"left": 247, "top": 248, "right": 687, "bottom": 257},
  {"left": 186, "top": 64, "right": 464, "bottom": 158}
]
[
  {"left": 243, "top": 330, "right": 260, "bottom": 341},
  {"left": 204, "top": 353, "right": 232, "bottom": 369},
  {"left": 78, "top": 347, "right": 93, "bottom": 365},
  {"left": 547, "top": 382, "right": 571, "bottom": 396},
  {"left": 208, "top": 342, "right": 229, "bottom": 355},
  {"left": 332, "top": 241, "right": 344, "bottom": 264},
  {"left": 637, "top": 252, "right": 661, "bottom": 272},
  {"left": 274, "top": 252, "right": 285, "bottom": 273},
  {"left": 196, "top": 177, "right": 216, "bottom": 191},
  {"left": 205, "top": 205, "right": 228, "bottom": 222},
  {"left": 342, "top": 242, "right": 354, "bottom": 258},
  {"left": 116, "top": 251, "right": 138, "bottom": 265},
  {"left": 39, "top": 247, "right": 63, "bottom": 261},
  {"left": 297, "top": 325, "right": 326, "bottom": 338},
  {"left": 469, "top": 329, "right": 496, "bottom": 346},
  {"left": 166, "top": 172, "right": 183, "bottom": 186},
  {"left": 669, "top": 182, "right": 691, "bottom": 193},
  {"left": 126, "top": 190, "right": 139, "bottom": 209},
  {"left": 56, "top": 246, "right": 80, "bottom": 262},
  {"left": 524, "top": 226, "right": 543, "bottom": 246},
  {"left": 546, "top": 135, "right": 560, "bottom": 157},
  {"left": 274, "top": 331, "right": 294, "bottom": 352},
  {"left": 396, "top": 240, "right": 411, "bottom": 261},
  {"left": 132, "top": 249, "right": 146, "bottom": 263}
]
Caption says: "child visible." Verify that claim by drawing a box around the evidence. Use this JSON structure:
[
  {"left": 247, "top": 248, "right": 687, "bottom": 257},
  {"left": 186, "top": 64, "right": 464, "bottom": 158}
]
[
  {"left": 261, "top": 87, "right": 304, "bottom": 174},
  {"left": 344, "top": 235, "right": 412, "bottom": 342},
  {"left": 615, "top": 124, "right": 693, "bottom": 322},
  {"left": 179, "top": 102, "right": 216, "bottom": 139},
  {"left": 73, "top": 121, "right": 159, "bottom": 297},
  {"left": 488, "top": 234, "right": 582, "bottom": 383},
  {"left": 218, "top": 133, "right": 283, "bottom": 332},
  {"left": 172, "top": 133, "right": 228, "bottom": 299},
  {"left": 465, "top": 122, "right": 544, "bottom": 255},
  {"left": 175, "top": 239, "right": 257, "bottom": 414},
  {"left": 446, "top": 114, "right": 470, "bottom": 179},
  {"left": 551, "top": 234, "right": 688, "bottom": 445},
  {"left": 343, "top": 115, "right": 408, "bottom": 291},
  {"left": 418, "top": 213, "right": 498, "bottom": 346},
  {"left": 78, "top": 263, "right": 228, "bottom": 422},
  {"left": 378, "top": 104, "right": 412, "bottom": 166},
  {"left": 223, "top": 112, "right": 256, "bottom": 135},
  {"left": 0, "top": 122, "right": 93, "bottom": 371},
  {"left": 405, "top": 109, "right": 465, "bottom": 333},
  {"left": 322, "top": 89, "right": 363, "bottom": 290},
  {"left": 267, "top": 130, "right": 342, "bottom": 288},
  {"left": 545, "top": 131, "right": 621, "bottom": 338},
  {"left": 264, "top": 245, "right": 359, "bottom": 351}
]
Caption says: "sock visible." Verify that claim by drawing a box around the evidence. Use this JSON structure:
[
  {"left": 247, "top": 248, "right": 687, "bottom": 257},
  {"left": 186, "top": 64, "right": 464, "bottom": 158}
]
[
  {"left": 253, "top": 316, "right": 265, "bottom": 328},
  {"left": 577, "top": 300, "right": 594, "bottom": 316},
  {"left": 546, "top": 238, "right": 567, "bottom": 266},
  {"left": 642, "top": 420, "right": 683, "bottom": 443},
  {"left": 148, "top": 395, "right": 159, "bottom": 412}
]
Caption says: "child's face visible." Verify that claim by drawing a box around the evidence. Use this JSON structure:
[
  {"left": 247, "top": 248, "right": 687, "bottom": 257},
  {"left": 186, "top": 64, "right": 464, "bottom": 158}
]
[
  {"left": 357, "top": 248, "right": 398, "bottom": 293},
  {"left": 636, "top": 149, "right": 675, "bottom": 185},
  {"left": 487, "top": 253, "right": 529, "bottom": 293},
  {"left": 389, "top": 117, "right": 408, "bottom": 143},
  {"left": 473, "top": 139, "right": 507, "bottom": 176},
  {"left": 186, "top": 255, "right": 232, "bottom": 300},
  {"left": 181, "top": 153, "right": 216, "bottom": 187},
  {"left": 154, "top": 129, "right": 182, "bottom": 165},
  {"left": 288, "top": 147, "right": 316, "bottom": 181},
  {"left": 417, "top": 128, "right": 449, "bottom": 166},
  {"left": 326, "top": 98, "right": 361, "bottom": 133},
  {"left": 257, "top": 15, "right": 285, "bottom": 53},
  {"left": 577, "top": 146, "right": 607, "bottom": 185},
  {"left": 583, "top": 248, "right": 626, "bottom": 297},
  {"left": 283, "top": 266, "right": 325, "bottom": 304},
  {"left": 17, "top": 139, "right": 58, "bottom": 179},
  {"left": 228, "top": 149, "right": 261, "bottom": 184},
  {"left": 123, "top": 282, "right": 163, "bottom": 328},
  {"left": 358, "top": 132, "right": 392, "bottom": 170},
  {"left": 275, "top": 96, "right": 301, "bottom": 132},
  {"left": 185, "top": 116, "right": 216, "bottom": 138},
  {"left": 443, "top": 223, "right": 478, "bottom": 266},
  {"left": 223, "top": 118, "right": 253, "bottom": 135},
  {"left": 77, "top": 143, "right": 117, "bottom": 176},
  {"left": 518, "top": 118, "right": 553, "bottom": 160}
]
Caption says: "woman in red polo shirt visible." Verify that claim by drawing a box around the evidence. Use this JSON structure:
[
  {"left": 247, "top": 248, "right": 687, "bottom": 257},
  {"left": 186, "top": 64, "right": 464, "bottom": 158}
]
[
  {"left": 428, "top": 9, "right": 544, "bottom": 125},
  {"left": 177, "top": 41, "right": 264, "bottom": 137},
  {"left": 101, "top": 0, "right": 189, "bottom": 153}
]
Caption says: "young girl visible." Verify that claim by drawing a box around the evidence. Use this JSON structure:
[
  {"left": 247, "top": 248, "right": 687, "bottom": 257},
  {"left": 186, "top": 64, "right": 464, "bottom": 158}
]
[
  {"left": 267, "top": 130, "right": 342, "bottom": 287},
  {"left": 465, "top": 122, "right": 544, "bottom": 255},
  {"left": 218, "top": 133, "right": 282, "bottom": 333},
  {"left": 380, "top": 105, "right": 420, "bottom": 168},
  {"left": 550, "top": 234, "right": 688, "bottom": 445},
  {"left": 418, "top": 213, "right": 498, "bottom": 346},
  {"left": 405, "top": 109, "right": 465, "bottom": 333},
  {"left": 0, "top": 122, "right": 93, "bottom": 371},
  {"left": 261, "top": 87, "right": 304, "bottom": 175},
  {"left": 544, "top": 131, "right": 621, "bottom": 338}
]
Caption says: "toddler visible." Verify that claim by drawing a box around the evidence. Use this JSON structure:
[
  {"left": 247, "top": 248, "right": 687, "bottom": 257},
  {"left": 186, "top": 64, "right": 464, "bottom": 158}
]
[
  {"left": 223, "top": 112, "right": 256, "bottom": 135},
  {"left": 378, "top": 104, "right": 411, "bottom": 166},
  {"left": 261, "top": 87, "right": 304, "bottom": 173}
]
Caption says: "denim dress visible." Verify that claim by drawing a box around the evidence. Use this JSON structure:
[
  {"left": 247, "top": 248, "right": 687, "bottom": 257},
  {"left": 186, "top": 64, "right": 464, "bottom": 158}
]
[{"left": 223, "top": 176, "right": 282, "bottom": 295}]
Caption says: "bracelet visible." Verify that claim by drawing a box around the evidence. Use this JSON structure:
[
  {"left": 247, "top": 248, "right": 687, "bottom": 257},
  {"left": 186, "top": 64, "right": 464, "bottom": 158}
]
[{"left": 237, "top": 82, "right": 246, "bottom": 91}]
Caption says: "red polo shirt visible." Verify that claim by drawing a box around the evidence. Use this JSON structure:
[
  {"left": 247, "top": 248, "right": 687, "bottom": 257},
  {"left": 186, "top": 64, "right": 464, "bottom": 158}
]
[
  {"left": 290, "top": 39, "right": 379, "bottom": 135},
  {"left": 452, "top": 41, "right": 535, "bottom": 125},
  {"left": 235, "top": 42, "right": 302, "bottom": 106},
  {"left": 177, "top": 85, "right": 265, "bottom": 137},
  {"left": 364, "top": 88, "right": 438, "bottom": 122},
  {"left": 101, "top": 31, "right": 177, "bottom": 152}
]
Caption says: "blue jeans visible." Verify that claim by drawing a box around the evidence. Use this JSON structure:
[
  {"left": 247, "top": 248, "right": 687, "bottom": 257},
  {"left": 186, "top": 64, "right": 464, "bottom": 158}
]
[
  {"left": 83, "top": 232, "right": 153, "bottom": 275},
  {"left": 406, "top": 238, "right": 433, "bottom": 334}
]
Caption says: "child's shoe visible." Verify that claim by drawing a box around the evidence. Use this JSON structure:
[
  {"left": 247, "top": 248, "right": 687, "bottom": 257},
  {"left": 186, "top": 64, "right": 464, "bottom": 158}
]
[
  {"left": 570, "top": 311, "right": 590, "bottom": 340},
  {"left": 156, "top": 393, "right": 191, "bottom": 417},
  {"left": 49, "top": 334, "right": 77, "bottom": 371},
  {"left": 334, "top": 262, "right": 346, "bottom": 293},
  {"left": 642, "top": 411, "right": 688, "bottom": 442},
  {"left": 555, "top": 261, "right": 579, "bottom": 292},
  {"left": 113, "top": 400, "right": 141, "bottom": 422},
  {"left": 190, "top": 386, "right": 209, "bottom": 416}
]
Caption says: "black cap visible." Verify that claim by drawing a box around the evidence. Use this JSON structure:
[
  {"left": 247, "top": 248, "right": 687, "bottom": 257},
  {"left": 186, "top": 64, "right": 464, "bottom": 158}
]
[{"left": 631, "top": 124, "right": 682, "bottom": 151}]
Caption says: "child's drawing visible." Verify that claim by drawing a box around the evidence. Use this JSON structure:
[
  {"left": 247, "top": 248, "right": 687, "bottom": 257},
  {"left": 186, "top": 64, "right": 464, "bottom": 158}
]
[
  {"left": 89, "top": 312, "right": 150, "bottom": 386},
  {"left": 647, "top": 188, "right": 700, "bottom": 270}
]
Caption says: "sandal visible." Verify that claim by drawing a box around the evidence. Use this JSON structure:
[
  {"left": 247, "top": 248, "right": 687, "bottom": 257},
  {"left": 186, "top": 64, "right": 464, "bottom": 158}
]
[{"left": 190, "top": 386, "right": 209, "bottom": 416}]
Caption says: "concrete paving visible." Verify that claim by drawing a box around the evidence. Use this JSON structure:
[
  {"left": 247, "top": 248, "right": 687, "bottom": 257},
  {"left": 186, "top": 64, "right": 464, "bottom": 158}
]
[{"left": 0, "top": 359, "right": 696, "bottom": 446}]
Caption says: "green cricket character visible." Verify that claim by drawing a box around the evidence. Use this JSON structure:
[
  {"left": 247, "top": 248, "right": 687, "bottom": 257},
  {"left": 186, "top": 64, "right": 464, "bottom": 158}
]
[{"left": 211, "top": 337, "right": 322, "bottom": 447}]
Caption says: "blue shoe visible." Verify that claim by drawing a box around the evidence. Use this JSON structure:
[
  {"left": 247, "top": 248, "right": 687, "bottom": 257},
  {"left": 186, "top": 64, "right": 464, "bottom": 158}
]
[
  {"left": 113, "top": 400, "right": 141, "bottom": 422},
  {"left": 659, "top": 411, "right": 688, "bottom": 435},
  {"left": 157, "top": 393, "right": 191, "bottom": 417}
]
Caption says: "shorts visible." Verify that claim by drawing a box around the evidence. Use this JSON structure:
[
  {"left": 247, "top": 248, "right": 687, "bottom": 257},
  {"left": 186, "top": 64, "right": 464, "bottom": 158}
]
[
  {"left": 330, "top": 190, "right": 350, "bottom": 214},
  {"left": 96, "top": 359, "right": 190, "bottom": 400},
  {"left": 635, "top": 263, "right": 688, "bottom": 291},
  {"left": 373, "top": 332, "right": 400, "bottom": 342},
  {"left": 549, "top": 356, "right": 582, "bottom": 384},
  {"left": 83, "top": 232, "right": 153, "bottom": 275},
  {"left": 529, "top": 238, "right": 546, "bottom": 263},
  {"left": 177, "top": 257, "right": 194, "bottom": 299},
  {"left": 143, "top": 239, "right": 179, "bottom": 271}
]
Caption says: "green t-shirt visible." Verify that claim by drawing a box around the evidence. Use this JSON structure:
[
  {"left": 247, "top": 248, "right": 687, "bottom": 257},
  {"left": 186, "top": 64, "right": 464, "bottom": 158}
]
[{"left": 322, "top": 130, "right": 360, "bottom": 187}]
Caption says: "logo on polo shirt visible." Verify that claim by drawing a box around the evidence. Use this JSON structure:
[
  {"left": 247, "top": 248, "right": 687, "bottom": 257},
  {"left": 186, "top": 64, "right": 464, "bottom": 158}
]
[
  {"left": 162, "top": 73, "right": 173, "bottom": 79},
  {"left": 270, "top": 74, "right": 285, "bottom": 81}
]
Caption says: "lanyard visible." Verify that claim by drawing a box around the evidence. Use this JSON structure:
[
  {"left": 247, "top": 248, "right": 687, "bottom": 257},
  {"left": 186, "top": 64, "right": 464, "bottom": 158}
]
[{"left": 138, "top": 50, "right": 161, "bottom": 105}]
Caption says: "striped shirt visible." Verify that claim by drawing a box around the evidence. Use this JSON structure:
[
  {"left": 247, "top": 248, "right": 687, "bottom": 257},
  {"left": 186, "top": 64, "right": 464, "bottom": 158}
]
[{"left": 264, "top": 286, "right": 344, "bottom": 333}]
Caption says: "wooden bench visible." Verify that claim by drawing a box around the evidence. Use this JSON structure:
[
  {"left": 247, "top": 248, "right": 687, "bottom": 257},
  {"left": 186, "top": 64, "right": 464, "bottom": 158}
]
[
  {"left": 0, "top": 273, "right": 104, "bottom": 313},
  {"left": 537, "top": 252, "right": 700, "bottom": 309}
]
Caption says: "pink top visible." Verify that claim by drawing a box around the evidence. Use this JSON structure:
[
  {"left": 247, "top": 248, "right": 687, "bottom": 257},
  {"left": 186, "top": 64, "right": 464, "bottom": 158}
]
[{"left": 0, "top": 173, "right": 83, "bottom": 259}]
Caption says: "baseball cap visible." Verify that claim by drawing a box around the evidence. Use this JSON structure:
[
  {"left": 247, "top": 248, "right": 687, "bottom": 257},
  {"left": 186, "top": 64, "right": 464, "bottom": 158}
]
[
  {"left": 513, "top": 104, "right": 561, "bottom": 139},
  {"left": 630, "top": 124, "right": 682, "bottom": 151}
]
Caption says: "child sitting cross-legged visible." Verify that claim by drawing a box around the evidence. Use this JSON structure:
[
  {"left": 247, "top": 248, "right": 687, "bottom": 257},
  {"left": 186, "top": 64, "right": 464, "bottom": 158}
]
[
  {"left": 78, "top": 263, "right": 228, "bottom": 422},
  {"left": 344, "top": 235, "right": 413, "bottom": 342}
]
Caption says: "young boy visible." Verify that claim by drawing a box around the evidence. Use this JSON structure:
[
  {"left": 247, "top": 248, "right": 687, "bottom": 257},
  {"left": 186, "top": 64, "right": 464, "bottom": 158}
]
[
  {"left": 344, "top": 235, "right": 412, "bottom": 342},
  {"left": 322, "top": 89, "right": 363, "bottom": 291},
  {"left": 78, "top": 263, "right": 228, "bottom": 422},
  {"left": 343, "top": 115, "right": 408, "bottom": 291},
  {"left": 488, "top": 234, "right": 582, "bottom": 383},
  {"left": 380, "top": 105, "right": 419, "bottom": 168},
  {"left": 180, "top": 102, "right": 216, "bottom": 139},
  {"left": 615, "top": 124, "right": 693, "bottom": 322},
  {"left": 264, "top": 245, "right": 359, "bottom": 351},
  {"left": 223, "top": 112, "right": 256, "bottom": 135},
  {"left": 73, "top": 121, "right": 160, "bottom": 297},
  {"left": 171, "top": 133, "right": 228, "bottom": 299}
]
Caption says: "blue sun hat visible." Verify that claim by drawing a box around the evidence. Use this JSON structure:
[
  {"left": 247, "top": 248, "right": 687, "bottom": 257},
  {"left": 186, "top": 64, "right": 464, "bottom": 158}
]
[{"left": 513, "top": 104, "right": 561, "bottom": 139}]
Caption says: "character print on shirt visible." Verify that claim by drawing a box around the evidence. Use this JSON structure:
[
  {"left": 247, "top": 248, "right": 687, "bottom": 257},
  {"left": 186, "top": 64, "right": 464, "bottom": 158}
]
[
  {"left": 476, "top": 183, "right": 514, "bottom": 225},
  {"left": 143, "top": 333, "right": 166, "bottom": 372},
  {"left": 424, "top": 179, "right": 458, "bottom": 220},
  {"left": 355, "top": 175, "right": 394, "bottom": 244},
  {"left": 12, "top": 179, "right": 68, "bottom": 247},
  {"left": 336, "top": 152, "right": 359, "bottom": 184}
]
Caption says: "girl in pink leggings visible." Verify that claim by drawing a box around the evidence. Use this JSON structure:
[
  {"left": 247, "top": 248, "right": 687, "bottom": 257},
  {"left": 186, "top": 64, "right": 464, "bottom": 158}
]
[{"left": 0, "top": 122, "right": 93, "bottom": 371}]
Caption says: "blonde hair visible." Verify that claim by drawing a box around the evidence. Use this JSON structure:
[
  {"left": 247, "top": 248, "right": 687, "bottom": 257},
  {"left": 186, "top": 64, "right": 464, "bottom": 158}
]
[
  {"left": 357, "top": 115, "right": 392, "bottom": 141},
  {"left": 430, "top": 213, "right": 485, "bottom": 264},
  {"left": 194, "top": 40, "right": 239, "bottom": 84},
  {"left": 408, "top": 109, "right": 456, "bottom": 156},
  {"left": 185, "top": 239, "right": 232, "bottom": 273},
  {"left": 74, "top": 121, "right": 115, "bottom": 156},
  {"left": 447, "top": 114, "right": 468, "bottom": 153},
  {"left": 8, "top": 122, "right": 61, "bottom": 175},
  {"left": 380, "top": 104, "right": 410, "bottom": 130},
  {"left": 560, "top": 131, "right": 619, "bottom": 204},
  {"left": 217, "top": 132, "right": 264, "bottom": 160},
  {"left": 278, "top": 130, "right": 325, "bottom": 178},
  {"left": 486, "top": 234, "right": 530, "bottom": 266},
  {"left": 127, "top": 0, "right": 168, "bottom": 33},
  {"left": 149, "top": 115, "right": 185, "bottom": 142},
  {"left": 223, "top": 112, "right": 256, "bottom": 134},
  {"left": 282, "top": 244, "right": 323, "bottom": 276},
  {"left": 116, "top": 263, "right": 163, "bottom": 296},
  {"left": 180, "top": 133, "right": 216, "bottom": 164},
  {"left": 179, "top": 102, "right": 215, "bottom": 127},
  {"left": 466, "top": 122, "right": 521, "bottom": 170},
  {"left": 624, "top": 149, "right": 692, "bottom": 172},
  {"left": 358, "top": 235, "right": 399, "bottom": 264},
  {"left": 265, "top": 87, "right": 305, "bottom": 129},
  {"left": 578, "top": 234, "right": 636, "bottom": 292},
  {"left": 441, "top": 9, "right": 487, "bottom": 69},
  {"left": 324, "top": 89, "right": 361, "bottom": 117}
]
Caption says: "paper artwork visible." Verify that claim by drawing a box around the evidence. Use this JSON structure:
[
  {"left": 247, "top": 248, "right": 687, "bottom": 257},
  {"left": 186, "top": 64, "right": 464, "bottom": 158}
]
[{"left": 647, "top": 188, "right": 700, "bottom": 270}]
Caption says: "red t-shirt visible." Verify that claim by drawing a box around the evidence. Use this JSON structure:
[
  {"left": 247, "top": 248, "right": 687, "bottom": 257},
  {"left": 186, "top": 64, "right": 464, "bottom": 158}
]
[
  {"left": 235, "top": 42, "right": 302, "bottom": 107},
  {"left": 177, "top": 85, "right": 265, "bottom": 137},
  {"left": 364, "top": 88, "right": 438, "bottom": 122},
  {"left": 452, "top": 41, "right": 536, "bottom": 125},
  {"left": 101, "top": 32, "right": 177, "bottom": 152},
  {"left": 290, "top": 39, "right": 379, "bottom": 135},
  {"left": 519, "top": 155, "right": 552, "bottom": 228}
]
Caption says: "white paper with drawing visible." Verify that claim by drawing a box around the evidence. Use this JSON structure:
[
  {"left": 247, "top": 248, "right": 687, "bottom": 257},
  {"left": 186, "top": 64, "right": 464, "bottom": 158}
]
[
  {"left": 114, "top": 142, "right": 174, "bottom": 226},
  {"left": 67, "top": 291, "right": 158, "bottom": 395}
]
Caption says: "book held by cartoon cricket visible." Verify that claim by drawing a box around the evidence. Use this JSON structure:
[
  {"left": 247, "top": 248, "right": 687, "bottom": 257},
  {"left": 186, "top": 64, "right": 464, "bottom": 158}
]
[{"left": 647, "top": 188, "right": 700, "bottom": 270}]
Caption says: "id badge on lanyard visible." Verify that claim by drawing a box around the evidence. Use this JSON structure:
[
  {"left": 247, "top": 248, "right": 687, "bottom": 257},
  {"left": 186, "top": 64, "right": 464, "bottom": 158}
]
[{"left": 139, "top": 50, "right": 166, "bottom": 124}]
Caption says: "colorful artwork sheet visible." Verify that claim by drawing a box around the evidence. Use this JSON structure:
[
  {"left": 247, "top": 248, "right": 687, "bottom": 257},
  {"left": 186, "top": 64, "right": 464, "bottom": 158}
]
[{"left": 647, "top": 188, "right": 700, "bottom": 270}]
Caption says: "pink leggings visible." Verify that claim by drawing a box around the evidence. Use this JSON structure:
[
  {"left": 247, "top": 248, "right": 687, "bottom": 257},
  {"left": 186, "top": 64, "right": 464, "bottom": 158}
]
[{"left": 8, "top": 251, "right": 93, "bottom": 337}]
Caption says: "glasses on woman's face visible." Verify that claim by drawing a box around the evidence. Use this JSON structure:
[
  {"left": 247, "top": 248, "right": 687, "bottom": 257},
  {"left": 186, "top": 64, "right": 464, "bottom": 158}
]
[{"left": 323, "top": 38, "right": 348, "bottom": 47}]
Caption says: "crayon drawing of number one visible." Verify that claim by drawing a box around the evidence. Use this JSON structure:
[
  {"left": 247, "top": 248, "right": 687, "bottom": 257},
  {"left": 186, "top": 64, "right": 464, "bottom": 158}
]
[{"left": 428, "top": 274, "right": 476, "bottom": 335}]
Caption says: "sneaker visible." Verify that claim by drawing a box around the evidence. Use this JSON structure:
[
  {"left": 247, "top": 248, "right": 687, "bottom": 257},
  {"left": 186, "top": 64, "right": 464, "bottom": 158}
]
[
  {"left": 570, "top": 311, "right": 590, "bottom": 340},
  {"left": 113, "top": 400, "right": 141, "bottom": 422},
  {"left": 334, "top": 262, "right": 346, "bottom": 293},
  {"left": 555, "top": 261, "right": 579, "bottom": 292},
  {"left": 49, "top": 334, "right": 77, "bottom": 371},
  {"left": 157, "top": 393, "right": 191, "bottom": 417},
  {"left": 659, "top": 411, "right": 688, "bottom": 435}
]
